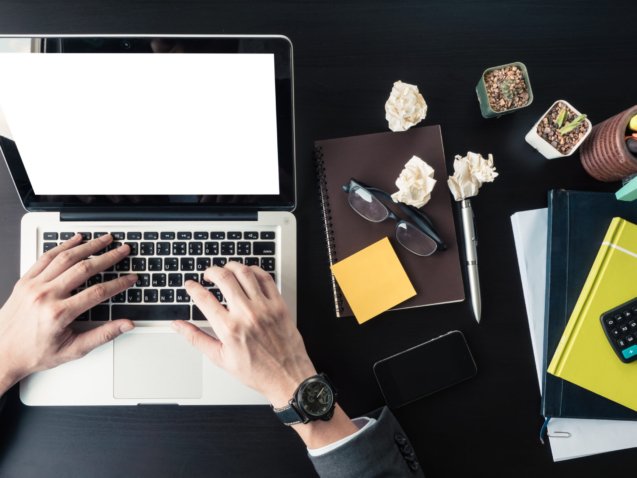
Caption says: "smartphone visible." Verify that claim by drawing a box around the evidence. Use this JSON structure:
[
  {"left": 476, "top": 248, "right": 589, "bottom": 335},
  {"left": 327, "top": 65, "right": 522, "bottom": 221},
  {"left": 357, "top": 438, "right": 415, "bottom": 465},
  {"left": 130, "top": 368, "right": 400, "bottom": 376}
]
[{"left": 373, "top": 330, "right": 477, "bottom": 408}]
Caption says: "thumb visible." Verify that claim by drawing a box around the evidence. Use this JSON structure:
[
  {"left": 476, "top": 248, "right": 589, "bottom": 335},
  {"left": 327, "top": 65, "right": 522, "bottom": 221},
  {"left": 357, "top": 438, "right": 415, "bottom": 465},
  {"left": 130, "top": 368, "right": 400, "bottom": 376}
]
[
  {"left": 66, "top": 319, "right": 134, "bottom": 358},
  {"left": 171, "top": 320, "right": 223, "bottom": 366}
]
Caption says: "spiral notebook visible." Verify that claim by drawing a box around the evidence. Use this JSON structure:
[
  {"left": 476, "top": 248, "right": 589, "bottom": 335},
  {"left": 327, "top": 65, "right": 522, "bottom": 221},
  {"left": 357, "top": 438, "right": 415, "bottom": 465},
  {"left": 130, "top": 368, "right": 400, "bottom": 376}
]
[{"left": 314, "top": 126, "right": 464, "bottom": 318}]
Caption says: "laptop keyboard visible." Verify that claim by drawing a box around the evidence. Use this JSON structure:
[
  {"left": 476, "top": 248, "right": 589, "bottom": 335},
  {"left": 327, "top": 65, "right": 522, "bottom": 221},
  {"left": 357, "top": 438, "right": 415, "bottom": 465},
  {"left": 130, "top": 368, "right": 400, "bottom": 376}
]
[{"left": 41, "top": 229, "right": 277, "bottom": 323}]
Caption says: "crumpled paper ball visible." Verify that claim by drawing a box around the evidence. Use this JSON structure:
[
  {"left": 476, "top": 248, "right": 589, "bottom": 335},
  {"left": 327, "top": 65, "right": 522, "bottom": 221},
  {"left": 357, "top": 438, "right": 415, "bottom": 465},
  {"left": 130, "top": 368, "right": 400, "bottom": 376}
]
[
  {"left": 391, "top": 155, "right": 437, "bottom": 208},
  {"left": 385, "top": 81, "right": 428, "bottom": 132},
  {"left": 447, "top": 152, "right": 498, "bottom": 201}
]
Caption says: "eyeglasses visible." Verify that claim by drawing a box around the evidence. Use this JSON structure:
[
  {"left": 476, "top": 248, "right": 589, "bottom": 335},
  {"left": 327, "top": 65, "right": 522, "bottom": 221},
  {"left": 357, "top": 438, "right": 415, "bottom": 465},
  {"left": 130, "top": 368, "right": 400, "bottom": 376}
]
[{"left": 342, "top": 178, "right": 446, "bottom": 257}]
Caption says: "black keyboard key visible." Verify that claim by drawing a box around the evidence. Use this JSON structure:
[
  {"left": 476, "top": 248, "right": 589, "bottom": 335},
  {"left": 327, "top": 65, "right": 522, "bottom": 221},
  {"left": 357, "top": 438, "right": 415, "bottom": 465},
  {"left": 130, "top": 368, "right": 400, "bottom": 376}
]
[
  {"left": 245, "top": 231, "right": 258, "bottom": 240},
  {"left": 189, "top": 242, "right": 203, "bottom": 256},
  {"left": 143, "top": 231, "right": 159, "bottom": 240},
  {"left": 213, "top": 257, "right": 227, "bottom": 267},
  {"left": 180, "top": 257, "right": 195, "bottom": 271},
  {"left": 177, "top": 232, "right": 192, "bottom": 240},
  {"left": 104, "top": 273, "right": 118, "bottom": 282},
  {"left": 229, "top": 257, "right": 243, "bottom": 264},
  {"left": 127, "top": 232, "right": 142, "bottom": 240},
  {"left": 254, "top": 242, "right": 275, "bottom": 255},
  {"left": 148, "top": 258, "right": 163, "bottom": 271},
  {"left": 211, "top": 289, "right": 224, "bottom": 303},
  {"left": 200, "top": 274, "right": 213, "bottom": 286},
  {"left": 221, "top": 242, "right": 235, "bottom": 255},
  {"left": 43, "top": 242, "right": 57, "bottom": 253},
  {"left": 112, "top": 232, "right": 125, "bottom": 240},
  {"left": 196, "top": 257, "right": 211, "bottom": 271},
  {"left": 60, "top": 232, "right": 75, "bottom": 240},
  {"left": 136, "top": 273, "right": 150, "bottom": 287},
  {"left": 269, "top": 273, "right": 276, "bottom": 282},
  {"left": 165, "top": 258, "right": 179, "bottom": 271},
  {"left": 144, "top": 289, "right": 158, "bottom": 303},
  {"left": 160, "top": 289, "right": 175, "bottom": 303},
  {"left": 194, "top": 232, "right": 209, "bottom": 240},
  {"left": 75, "top": 310, "right": 89, "bottom": 321},
  {"left": 237, "top": 242, "right": 251, "bottom": 255},
  {"left": 185, "top": 273, "right": 199, "bottom": 282},
  {"left": 112, "top": 291, "right": 126, "bottom": 303},
  {"left": 43, "top": 232, "right": 58, "bottom": 240},
  {"left": 157, "top": 242, "right": 171, "bottom": 255},
  {"left": 173, "top": 242, "right": 187, "bottom": 255},
  {"left": 261, "top": 257, "right": 275, "bottom": 271},
  {"left": 228, "top": 231, "right": 242, "bottom": 240},
  {"left": 205, "top": 242, "right": 219, "bottom": 255},
  {"left": 79, "top": 232, "right": 92, "bottom": 240},
  {"left": 140, "top": 242, "right": 155, "bottom": 256},
  {"left": 91, "top": 305, "right": 110, "bottom": 321},
  {"left": 126, "top": 242, "right": 139, "bottom": 256},
  {"left": 210, "top": 232, "right": 225, "bottom": 240},
  {"left": 160, "top": 232, "right": 175, "bottom": 240},
  {"left": 128, "top": 289, "right": 142, "bottom": 303},
  {"left": 87, "top": 274, "right": 103, "bottom": 286},
  {"left": 132, "top": 258, "right": 147, "bottom": 271},
  {"left": 260, "top": 231, "right": 276, "bottom": 240},
  {"left": 193, "top": 306, "right": 207, "bottom": 320},
  {"left": 112, "top": 304, "right": 190, "bottom": 321},
  {"left": 176, "top": 289, "right": 191, "bottom": 303},
  {"left": 152, "top": 273, "right": 167, "bottom": 287},
  {"left": 94, "top": 232, "right": 108, "bottom": 238},
  {"left": 115, "top": 258, "right": 131, "bottom": 271},
  {"left": 169, "top": 273, "right": 183, "bottom": 287},
  {"left": 245, "top": 257, "right": 259, "bottom": 266}
]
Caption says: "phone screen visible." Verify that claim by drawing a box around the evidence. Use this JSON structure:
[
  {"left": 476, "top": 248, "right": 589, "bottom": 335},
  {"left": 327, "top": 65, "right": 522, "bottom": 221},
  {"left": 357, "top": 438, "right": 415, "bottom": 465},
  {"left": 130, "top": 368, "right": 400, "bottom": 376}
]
[{"left": 373, "top": 331, "right": 477, "bottom": 408}]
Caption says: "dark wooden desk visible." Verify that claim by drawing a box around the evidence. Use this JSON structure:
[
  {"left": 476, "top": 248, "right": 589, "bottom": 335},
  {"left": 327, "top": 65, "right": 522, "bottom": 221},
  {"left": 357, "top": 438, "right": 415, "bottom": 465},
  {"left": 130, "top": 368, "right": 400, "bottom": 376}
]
[{"left": 0, "top": 1, "right": 632, "bottom": 476}]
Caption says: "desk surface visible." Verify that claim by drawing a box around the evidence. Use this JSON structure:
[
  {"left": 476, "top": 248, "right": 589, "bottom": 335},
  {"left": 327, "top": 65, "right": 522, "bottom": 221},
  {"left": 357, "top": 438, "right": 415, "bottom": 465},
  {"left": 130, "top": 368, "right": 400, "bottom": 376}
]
[{"left": 0, "top": 1, "right": 631, "bottom": 476}]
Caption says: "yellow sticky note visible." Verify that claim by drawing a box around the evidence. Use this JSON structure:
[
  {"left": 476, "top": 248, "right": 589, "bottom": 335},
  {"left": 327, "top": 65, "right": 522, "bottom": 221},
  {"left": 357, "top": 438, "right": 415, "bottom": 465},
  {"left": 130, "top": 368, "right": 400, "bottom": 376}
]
[{"left": 331, "top": 237, "right": 416, "bottom": 324}]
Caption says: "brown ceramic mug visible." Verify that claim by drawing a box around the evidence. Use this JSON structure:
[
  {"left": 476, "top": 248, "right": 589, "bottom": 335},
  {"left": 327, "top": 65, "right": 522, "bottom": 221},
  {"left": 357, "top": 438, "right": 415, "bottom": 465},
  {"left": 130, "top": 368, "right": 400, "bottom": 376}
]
[{"left": 580, "top": 105, "right": 637, "bottom": 182}]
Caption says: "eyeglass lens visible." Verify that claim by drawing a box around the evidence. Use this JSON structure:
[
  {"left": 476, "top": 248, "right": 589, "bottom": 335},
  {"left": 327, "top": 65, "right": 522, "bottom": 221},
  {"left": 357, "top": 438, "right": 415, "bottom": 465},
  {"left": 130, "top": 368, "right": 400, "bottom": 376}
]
[
  {"left": 395, "top": 222, "right": 438, "bottom": 256},
  {"left": 348, "top": 186, "right": 388, "bottom": 222}
]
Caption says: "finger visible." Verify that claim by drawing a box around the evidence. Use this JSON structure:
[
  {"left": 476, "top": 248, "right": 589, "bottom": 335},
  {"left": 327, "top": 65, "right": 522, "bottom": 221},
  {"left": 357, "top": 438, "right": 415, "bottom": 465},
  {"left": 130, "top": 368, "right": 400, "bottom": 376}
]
[
  {"left": 54, "top": 243, "right": 131, "bottom": 293},
  {"left": 215, "top": 261, "right": 262, "bottom": 299},
  {"left": 63, "top": 274, "right": 138, "bottom": 325},
  {"left": 171, "top": 320, "right": 223, "bottom": 365},
  {"left": 64, "top": 319, "right": 135, "bottom": 360},
  {"left": 250, "top": 266, "right": 280, "bottom": 300},
  {"left": 203, "top": 266, "right": 249, "bottom": 306},
  {"left": 39, "top": 233, "right": 114, "bottom": 282},
  {"left": 25, "top": 233, "right": 83, "bottom": 279},
  {"left": 185, "top": 280, "right": 228, "bottom": 333}
]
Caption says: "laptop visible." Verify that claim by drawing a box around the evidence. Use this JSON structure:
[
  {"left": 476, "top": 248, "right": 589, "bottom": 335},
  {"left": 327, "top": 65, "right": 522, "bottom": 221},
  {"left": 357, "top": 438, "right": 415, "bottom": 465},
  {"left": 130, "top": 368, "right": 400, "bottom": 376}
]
[{"left": 0, "top": 35, "right": 296, "bottom": 405}]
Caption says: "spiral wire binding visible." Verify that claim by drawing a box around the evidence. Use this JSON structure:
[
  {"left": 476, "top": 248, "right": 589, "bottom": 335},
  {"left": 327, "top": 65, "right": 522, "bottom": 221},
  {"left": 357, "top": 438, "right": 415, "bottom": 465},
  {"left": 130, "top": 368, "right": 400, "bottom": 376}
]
[{"left": 314, "top": 144, "right": 346, "bottom": 316}]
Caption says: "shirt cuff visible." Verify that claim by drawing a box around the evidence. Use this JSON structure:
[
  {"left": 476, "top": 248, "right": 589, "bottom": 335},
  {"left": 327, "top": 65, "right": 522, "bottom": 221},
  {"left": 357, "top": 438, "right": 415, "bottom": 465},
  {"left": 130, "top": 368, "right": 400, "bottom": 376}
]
[{"left": 307, "top": 416, "right": 377, "bottom": 457}]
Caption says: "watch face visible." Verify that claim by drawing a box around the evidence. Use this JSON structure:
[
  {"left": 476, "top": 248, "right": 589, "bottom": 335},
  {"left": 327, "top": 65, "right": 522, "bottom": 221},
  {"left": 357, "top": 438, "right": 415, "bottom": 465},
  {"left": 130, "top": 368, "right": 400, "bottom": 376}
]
[{"left": 298, "top": 378, "right": 334, "bottom": 418}]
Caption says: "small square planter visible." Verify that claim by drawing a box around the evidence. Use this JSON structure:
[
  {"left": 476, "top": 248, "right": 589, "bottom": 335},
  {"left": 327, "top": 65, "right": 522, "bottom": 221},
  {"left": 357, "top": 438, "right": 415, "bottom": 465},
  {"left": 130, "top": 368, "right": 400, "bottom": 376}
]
[
  {"left": 476, "top": 61, "right": 533, "bottom": 118},
  {"left": 525, "top": 100, "right": 592, "bottom": 159}
]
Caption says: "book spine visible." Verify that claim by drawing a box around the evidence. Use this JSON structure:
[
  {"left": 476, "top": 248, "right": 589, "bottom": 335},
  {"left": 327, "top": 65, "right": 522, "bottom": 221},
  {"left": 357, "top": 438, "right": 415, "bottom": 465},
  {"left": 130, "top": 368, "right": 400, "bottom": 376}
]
[
  {"left": 314, "top": 144, "right": 345, "bottom": 317},
  {"left": 548, "top": 218, "right": 624, "bottom": 375}
]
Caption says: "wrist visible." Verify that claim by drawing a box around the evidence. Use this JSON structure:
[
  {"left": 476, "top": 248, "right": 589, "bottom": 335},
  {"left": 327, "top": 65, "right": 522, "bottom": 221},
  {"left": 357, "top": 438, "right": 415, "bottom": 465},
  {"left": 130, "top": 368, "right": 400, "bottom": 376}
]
[
  {"left": 0, "top": 362, "right": 22, "bottom": 396},
  {"left": 266, "top": 359, "right": 317, "bottom": 408}
]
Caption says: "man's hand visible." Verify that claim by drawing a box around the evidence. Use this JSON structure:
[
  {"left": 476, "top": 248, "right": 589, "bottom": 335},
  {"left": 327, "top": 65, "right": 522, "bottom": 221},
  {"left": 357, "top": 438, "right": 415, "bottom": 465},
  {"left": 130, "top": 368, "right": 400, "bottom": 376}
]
[
  {"left": 0, "top": 234, "right": 137, "bottom": 395},
  {"left": 172, "top": 262, "right": 316, "bottom": 407}
]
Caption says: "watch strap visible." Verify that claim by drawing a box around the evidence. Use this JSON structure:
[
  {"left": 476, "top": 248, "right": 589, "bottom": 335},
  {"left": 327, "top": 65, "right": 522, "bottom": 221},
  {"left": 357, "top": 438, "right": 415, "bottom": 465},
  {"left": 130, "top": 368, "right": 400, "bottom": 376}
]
[{"left": 272, "top": 402, "right": 306, "bottom": 426}]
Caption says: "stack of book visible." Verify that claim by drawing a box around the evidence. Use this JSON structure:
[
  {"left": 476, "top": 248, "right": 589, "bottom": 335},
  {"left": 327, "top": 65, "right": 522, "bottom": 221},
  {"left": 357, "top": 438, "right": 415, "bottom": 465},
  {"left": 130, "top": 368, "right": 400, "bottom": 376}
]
[{"left": 512, "top": 190, "right": 637, "bottom": 461}]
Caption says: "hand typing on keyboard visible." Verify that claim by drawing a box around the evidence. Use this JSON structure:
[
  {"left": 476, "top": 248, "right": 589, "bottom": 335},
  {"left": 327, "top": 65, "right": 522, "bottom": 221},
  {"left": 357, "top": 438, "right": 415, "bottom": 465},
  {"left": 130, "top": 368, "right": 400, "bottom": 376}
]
[
  {"left": 0, "top": 233, "right": 137, "bottom": 396},
  {"left": 172, "top": 262, "right": 359, "bottom": 450}
]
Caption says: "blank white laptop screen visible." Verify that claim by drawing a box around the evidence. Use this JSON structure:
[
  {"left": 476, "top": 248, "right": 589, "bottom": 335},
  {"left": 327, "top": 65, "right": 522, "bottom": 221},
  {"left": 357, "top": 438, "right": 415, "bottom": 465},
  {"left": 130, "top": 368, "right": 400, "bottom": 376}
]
[{"left": 0, "top": 53, "right": 280, "bottom": 195}]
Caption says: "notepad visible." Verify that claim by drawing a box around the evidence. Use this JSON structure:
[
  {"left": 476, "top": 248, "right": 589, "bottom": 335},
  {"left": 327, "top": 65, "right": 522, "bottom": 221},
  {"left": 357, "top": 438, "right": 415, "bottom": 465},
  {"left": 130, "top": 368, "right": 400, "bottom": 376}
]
[{"left": 330, "top": 237, "right": 417, "bottom": 324}]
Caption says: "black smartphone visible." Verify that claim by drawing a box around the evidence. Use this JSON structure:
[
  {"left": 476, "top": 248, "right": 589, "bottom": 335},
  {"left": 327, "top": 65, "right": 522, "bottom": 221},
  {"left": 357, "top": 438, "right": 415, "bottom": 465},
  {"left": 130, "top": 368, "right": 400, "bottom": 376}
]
[{"left": 373, "top": 330, "right": 477, "bottom": 408}]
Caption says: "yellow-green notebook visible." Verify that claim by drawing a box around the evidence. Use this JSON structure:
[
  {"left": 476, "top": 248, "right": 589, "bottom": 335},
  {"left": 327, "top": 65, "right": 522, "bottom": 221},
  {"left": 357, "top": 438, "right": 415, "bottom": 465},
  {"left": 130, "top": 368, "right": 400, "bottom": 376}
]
[{"left": 548, "top": 217, "right": 637, "bottom": 411}]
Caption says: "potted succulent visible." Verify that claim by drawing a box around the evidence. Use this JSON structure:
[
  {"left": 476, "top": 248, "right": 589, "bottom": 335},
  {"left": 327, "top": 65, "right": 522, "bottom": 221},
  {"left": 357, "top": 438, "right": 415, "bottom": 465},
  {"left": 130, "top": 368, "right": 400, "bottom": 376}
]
[
  {"left": 475, "top": 61, "right": 533, "bottom": 118},
  {"left": 525, "top": 100, "right": 592, "bottom": 159}
]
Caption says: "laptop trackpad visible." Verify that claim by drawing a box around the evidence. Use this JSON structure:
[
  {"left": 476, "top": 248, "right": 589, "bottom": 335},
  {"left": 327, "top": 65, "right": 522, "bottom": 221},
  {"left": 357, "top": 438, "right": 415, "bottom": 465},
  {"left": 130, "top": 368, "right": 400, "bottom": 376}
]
[{"left": 113, "top": 333, "right": 202, "bottom": 400}]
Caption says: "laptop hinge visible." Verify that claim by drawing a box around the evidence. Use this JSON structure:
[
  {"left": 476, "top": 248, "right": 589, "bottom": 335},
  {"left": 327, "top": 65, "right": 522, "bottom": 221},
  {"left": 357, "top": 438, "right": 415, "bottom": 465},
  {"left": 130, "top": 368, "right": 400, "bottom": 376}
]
[{"left": 60, "top": 211, "right": 258, "bottom": 222}]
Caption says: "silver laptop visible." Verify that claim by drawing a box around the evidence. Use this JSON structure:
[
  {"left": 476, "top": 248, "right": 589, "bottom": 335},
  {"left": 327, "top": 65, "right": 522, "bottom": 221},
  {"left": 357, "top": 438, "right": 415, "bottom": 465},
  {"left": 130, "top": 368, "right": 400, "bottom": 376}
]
[{"left": 0, "top": 35, "right": 296, "bottom": 405}]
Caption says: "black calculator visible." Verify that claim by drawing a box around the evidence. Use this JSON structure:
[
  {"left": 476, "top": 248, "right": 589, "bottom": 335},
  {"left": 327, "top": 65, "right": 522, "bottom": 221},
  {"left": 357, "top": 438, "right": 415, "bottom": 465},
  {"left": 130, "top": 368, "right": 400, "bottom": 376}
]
[{"left": 600, "top": 298, "right": 637, "bottom": 363}]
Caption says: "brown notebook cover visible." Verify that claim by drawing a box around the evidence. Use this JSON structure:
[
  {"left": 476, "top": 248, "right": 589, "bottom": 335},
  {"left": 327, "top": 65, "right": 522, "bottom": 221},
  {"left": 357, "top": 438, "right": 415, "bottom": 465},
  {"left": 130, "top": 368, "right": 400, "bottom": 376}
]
[{"left": 315, "top": 125, "right": 465, "bottom": 317}]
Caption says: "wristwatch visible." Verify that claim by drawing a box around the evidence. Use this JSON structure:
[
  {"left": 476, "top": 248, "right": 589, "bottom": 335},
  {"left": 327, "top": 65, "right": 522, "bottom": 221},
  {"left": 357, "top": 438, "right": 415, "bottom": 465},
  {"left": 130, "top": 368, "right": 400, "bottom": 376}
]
[{"left": 272, "top": 373, "right": 337, "bottom": 426}]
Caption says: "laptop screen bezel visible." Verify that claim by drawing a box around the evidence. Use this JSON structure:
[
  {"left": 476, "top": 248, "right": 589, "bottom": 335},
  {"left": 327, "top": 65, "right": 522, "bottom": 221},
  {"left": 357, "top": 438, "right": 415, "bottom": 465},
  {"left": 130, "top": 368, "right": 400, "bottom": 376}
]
[{"left": 0, "top": 35, "right": 296, "bottom": 213}]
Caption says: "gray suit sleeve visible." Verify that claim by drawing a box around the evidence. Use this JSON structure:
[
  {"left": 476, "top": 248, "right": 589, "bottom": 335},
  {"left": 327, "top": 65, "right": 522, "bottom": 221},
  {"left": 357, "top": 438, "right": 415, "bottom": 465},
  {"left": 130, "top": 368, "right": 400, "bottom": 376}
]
[{"left": 308, "top": 407, "right": 424, "bottom": 478}]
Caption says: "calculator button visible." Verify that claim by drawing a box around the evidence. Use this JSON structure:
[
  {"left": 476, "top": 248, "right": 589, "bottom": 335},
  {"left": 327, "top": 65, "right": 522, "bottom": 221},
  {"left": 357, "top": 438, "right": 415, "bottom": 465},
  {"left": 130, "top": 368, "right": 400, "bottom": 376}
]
[
  {"left": 624, "top": 311, "right": 632, "bottom": 318},
  {"left": 622, "top": 345, "right": 637, "bottom": 360},
  {"left": 618, "top": 339, "right": 626, "bottom": 347},
  {"left": 630, "top": 321, "right": 637, "bottom": 329},
  {"left": 627, "top": 335, "right": 634, "bottom": 343},
  {"left": 606, "top": 318, "right": 615, "bottom": 327},
  {"left": 611, "top": 329, "right": 620, "bottom": 337},
  {"left": 621, "top": 325, "right": 629, "bottom": 333}
]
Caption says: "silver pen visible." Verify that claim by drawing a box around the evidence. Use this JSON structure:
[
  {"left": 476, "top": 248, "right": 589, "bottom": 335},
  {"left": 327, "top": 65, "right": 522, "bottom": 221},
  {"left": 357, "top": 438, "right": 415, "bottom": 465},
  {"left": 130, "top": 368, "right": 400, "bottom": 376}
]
[{"left": 460, "top": 199, "right": 481, "bottom": 323}]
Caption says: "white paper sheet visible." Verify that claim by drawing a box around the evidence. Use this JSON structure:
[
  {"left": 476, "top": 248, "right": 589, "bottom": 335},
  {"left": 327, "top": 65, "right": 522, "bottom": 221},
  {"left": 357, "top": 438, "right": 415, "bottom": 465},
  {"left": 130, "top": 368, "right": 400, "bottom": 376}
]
[{"left": 512, "top": 208, "right": 637, "bottom": 461}]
